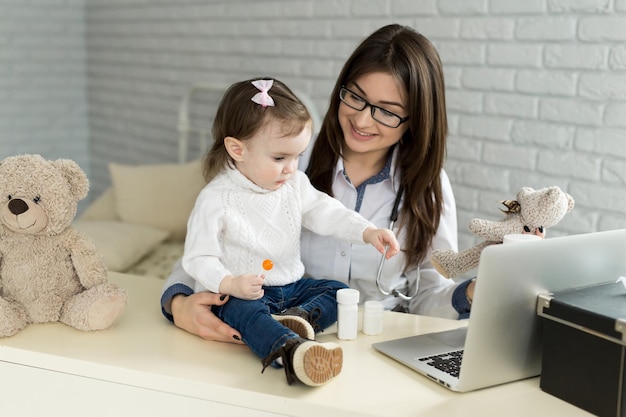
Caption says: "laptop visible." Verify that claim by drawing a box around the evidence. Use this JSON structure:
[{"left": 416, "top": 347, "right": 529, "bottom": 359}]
[{"left": 372, "top": 228, "right": 626, "bottom": 392}]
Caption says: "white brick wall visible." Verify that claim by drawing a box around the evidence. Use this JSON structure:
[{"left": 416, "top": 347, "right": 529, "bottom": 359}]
[
  {"left": 0, "top": 0, "right": 90, "bottom": 178},
  {"left": 5, "top": 0, "right": 626, "bottom": 249}
]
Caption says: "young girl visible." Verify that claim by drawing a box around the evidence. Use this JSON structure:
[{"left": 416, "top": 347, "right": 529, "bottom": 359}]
[{"left": 182, "top": 78, "right": 399, "bottom": 387}]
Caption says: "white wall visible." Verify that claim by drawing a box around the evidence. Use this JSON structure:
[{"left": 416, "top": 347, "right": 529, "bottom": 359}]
[
  {"left": 3, "top": 0, "right": 626, "bottom": 248},
  {"left": 84, "top": 0, "right": 626, "bottom": 247},
  {"left": 0, "top": 0, "right": 90, "bottom": 174}
]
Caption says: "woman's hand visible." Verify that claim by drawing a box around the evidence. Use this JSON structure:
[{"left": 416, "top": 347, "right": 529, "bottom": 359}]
[
  {"left": 523, "top": 225, "right": 545, "bottom": 239},
  {"left": 171, "top": 292, "right": 244, "bottom": 344}
]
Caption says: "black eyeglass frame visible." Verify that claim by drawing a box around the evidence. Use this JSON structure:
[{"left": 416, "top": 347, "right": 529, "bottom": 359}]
[{"left": 339, "top": 86, "right": 409, "bottom": 128}]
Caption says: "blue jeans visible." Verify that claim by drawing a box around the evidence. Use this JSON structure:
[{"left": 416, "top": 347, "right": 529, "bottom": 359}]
[{"left": 212, "top": 278, "right": 348, "bottom": 360}]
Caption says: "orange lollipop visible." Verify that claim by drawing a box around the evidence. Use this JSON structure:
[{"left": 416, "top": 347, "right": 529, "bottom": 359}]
[{"left": 262, "top": 259, "right": 273, "bottom": 271}]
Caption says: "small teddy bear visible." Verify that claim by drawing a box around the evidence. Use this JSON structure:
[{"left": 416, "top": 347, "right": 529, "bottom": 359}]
[
  {"left": 431, "top": 186, "right": 575, "bottom": 279},
  {"left": 0, "top": 154, "right": 127, "bottom": 337}
]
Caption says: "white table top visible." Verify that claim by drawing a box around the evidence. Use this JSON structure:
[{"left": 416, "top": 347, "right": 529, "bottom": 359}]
[{"left": 0, "top": 272, "right": 592, "bottom": 417}]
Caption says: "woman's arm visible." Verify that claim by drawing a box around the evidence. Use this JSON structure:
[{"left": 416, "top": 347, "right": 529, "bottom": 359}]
[
  {"left": 160, "top": 259, "right": 243, "bottom": 343},
  {"left": 160, "top": 258, "right": 198, "bottom": 320},
  {"left": 407, "top": 266, "right": 474, "bottom": 319}
]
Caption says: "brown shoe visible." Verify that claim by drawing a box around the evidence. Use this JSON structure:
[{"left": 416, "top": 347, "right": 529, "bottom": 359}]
[
  {"left": 272, "top": 314, "right": 315, "bottom": 340},
  {"left": 262, "top": 337, "right": 343, "bottom": 387},
  {"left": 272, "top": 307, "right": 322, "bottom": 340}
]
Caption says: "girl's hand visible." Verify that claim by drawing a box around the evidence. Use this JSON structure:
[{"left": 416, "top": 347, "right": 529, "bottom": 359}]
[
  {"left": 363, "top": 227, "right": 400, "bottom": 259},
  {"left": 219, "top": 274, "right": 265, "bottom": 300}
]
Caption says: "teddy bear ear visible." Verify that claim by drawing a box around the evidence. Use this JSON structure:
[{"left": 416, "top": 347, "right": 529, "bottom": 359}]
[
  {"left": 566, "top": 192, "right": 575, "bottom": 212},
  {"left": 517, "top": 187, "right": 534, "bottom": 199},
  {"left": 52, "top": 159, "right": 89, "bottom": 201}
]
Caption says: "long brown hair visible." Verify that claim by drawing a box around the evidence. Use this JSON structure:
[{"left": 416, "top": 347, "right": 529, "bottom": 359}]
[
  {"left": 306, "top": 24, "right": 448, "bottom": 270},
  {"left": 202, "top": 77, "right": 311, "bottom": 182}
]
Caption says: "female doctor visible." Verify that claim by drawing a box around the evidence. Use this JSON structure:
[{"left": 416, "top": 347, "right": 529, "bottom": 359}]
[{"left": 160, "top": 24, "right": 476, "bottom": 343}]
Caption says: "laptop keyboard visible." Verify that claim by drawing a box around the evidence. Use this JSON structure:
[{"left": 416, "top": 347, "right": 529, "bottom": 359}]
[{"left": 419, "top": 350, "right": 463, "bottom": 378}]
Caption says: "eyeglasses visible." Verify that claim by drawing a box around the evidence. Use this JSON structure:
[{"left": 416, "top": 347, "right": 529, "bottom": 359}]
[{"left": 339, "top": 86, "right": 409, "bottom": 128}]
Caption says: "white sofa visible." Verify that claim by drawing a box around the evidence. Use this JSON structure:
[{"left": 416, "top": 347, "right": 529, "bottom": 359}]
[{"left": 73, "top": 159, "right": 205, "bottom": 279}]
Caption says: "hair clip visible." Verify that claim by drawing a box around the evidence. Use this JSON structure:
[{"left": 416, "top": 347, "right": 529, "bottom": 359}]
[{"left": 251, "top": 79, "right": 275, "bottom": 107}]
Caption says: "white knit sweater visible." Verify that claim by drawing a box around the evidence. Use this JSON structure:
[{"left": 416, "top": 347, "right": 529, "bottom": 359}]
[{"left": 183, "top": 167, "right": 374, "bottom": 293}]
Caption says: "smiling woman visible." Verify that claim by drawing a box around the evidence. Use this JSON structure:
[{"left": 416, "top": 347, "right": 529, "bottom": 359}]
[
  {"left": 337, "top": 72, "right": 411, "bottom": 187},
  {"left": 304, "top": 25, "right": 457, "bottom": 308}
]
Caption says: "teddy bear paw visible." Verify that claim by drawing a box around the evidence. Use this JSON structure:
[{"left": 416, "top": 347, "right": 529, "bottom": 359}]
[
  {"left": 60, "top": 284, "right": 128, "bottom": 332},
  {"left": 0, "top": 298, "right": 30, "bottom": 337},
  {"left": 87, "top": 293, "right": 127, "bottom": 331},
  {"left": 431, "top": 249, "right": 456, "bottom": 279}
]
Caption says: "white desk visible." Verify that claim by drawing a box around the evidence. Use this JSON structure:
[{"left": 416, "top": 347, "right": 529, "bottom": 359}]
[{"left": 0, "top": 273, "right": 592, "bottom": 417}]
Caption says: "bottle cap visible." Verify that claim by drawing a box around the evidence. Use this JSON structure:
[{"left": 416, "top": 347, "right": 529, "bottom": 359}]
[
  {"left": 336, "top": 288, "right": 360, "bottom": 304},
  {"left": 503, "top": 233, "right": 542, "bottom": 244},
  {"left": 364, "top": 300, "right": 383, "bottom": 312}
]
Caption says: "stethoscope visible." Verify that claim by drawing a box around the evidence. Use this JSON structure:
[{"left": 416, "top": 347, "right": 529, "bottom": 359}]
[{"left": 375, "top": 185, "right": 419, "bottom": 301}]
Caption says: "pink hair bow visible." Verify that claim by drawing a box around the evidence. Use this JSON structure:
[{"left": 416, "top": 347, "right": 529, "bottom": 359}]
[{"left": 251, "top": 79, "right": 275, "bottom": 107}]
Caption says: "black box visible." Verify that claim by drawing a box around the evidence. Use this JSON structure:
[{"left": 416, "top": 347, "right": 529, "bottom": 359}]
[{"left": 537, "top": 281, "right": 626, "bottom": 417}]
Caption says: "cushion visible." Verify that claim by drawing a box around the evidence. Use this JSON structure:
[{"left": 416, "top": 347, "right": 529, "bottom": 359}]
[
  {"left": 109, "top": 160, "right": 205, "bottom": 241},
  {"left": 79, "top": 187, "right": 118, "bottom": 221},
  {"left": 73, "top": 220, "right": 170, "bottom": 272},
  {"left": 125, "top": 241, "right": 185, "bottom": 280}
]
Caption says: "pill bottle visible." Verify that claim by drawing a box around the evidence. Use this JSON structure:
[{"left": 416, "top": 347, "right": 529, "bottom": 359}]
[
  {"left": 362, "top": 300, "right": 384, "bottom": 336},
  {"left": 336, "top": 288, "right": 360, "bottom": 340}
]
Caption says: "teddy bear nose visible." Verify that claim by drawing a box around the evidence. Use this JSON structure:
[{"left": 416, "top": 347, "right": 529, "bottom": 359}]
[{"left": 8, "top": 198, "right": 29, "bottom": 215}]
